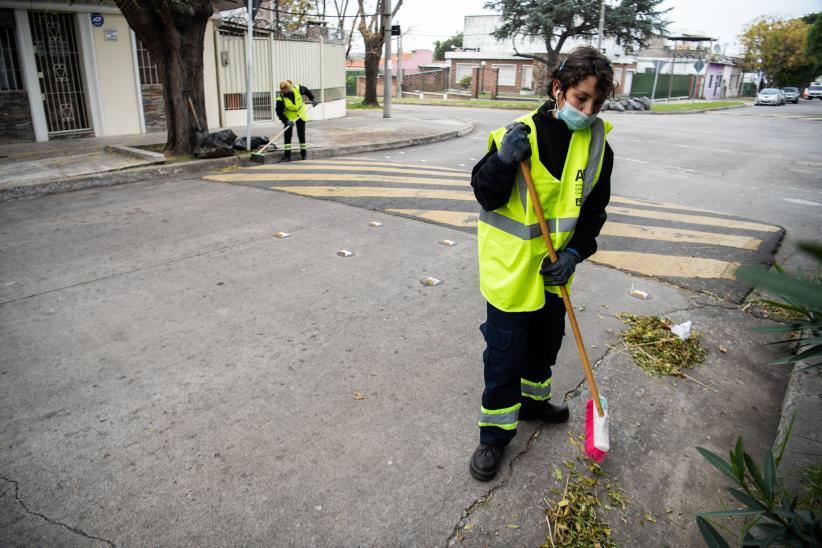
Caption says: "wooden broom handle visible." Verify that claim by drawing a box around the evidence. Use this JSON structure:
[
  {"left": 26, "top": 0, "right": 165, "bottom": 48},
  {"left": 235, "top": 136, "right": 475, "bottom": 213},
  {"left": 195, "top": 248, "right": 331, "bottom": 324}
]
[{"left": 520, "top": 161, "right": 603, "bottom": 417}]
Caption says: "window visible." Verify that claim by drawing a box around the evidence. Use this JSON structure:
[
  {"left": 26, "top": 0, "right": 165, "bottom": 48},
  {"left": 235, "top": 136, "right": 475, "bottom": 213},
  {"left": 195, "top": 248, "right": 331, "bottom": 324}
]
[
  {"left": 708, "top": 74, "right": 713, "bottom": 87},
  {"left": 492, "top": 64, "right": 516, "bottom": 86},
  {"left": 455, "top": 63, "right": 478, "bottom": 82},
  {"left": 136, "top": 39, "right": 161, "bottom": 85},
  {"left": 0, "top": 10, "right": 23, "bottom": 91}
]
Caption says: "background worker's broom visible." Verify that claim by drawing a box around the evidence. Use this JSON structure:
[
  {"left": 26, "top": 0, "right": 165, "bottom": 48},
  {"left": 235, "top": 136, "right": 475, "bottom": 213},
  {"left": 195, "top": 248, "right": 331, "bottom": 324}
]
[{"left": 520, "top": 161, "right": 609, "bottom": 462}]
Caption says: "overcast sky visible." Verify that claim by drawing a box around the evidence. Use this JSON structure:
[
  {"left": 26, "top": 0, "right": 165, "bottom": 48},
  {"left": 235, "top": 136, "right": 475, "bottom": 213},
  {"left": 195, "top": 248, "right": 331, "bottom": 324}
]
[{"left": 382, "top": 0, "right": 821, "bottom": 54}]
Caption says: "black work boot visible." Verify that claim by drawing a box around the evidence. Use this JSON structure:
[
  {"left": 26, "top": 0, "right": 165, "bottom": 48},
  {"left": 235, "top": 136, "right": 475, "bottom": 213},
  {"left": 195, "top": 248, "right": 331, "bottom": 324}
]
[
  {"left": 519, "top": 400, "right": 570, "bottom": 423},
  {"left": 278, "top": 153, "right": 291, "bottom": 163},
  {"left": 300, "top": 150, "right": 308, "bottom": 161},
  {"left": 470, "top": 443, "right": 505, "bottom": 482}
]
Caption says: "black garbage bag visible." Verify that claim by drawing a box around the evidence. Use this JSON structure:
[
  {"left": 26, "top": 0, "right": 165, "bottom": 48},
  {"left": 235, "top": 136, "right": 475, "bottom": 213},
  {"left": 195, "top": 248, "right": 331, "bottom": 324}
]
[
  {"left": 193, "top": 129, "right": 238, "bottom": 159},
  {"left": 233, "top": 136, "right": 270, "bottom": 150}
]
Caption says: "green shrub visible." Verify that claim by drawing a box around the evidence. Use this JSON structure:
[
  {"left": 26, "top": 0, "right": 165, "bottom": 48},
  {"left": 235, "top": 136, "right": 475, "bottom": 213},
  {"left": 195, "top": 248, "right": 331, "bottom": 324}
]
[
  {"left": 696, "top": 416, "right": 822, "bottom": 546},
  {"left": 459, "top": 75, "right": 472, "bottom": 89},
  {"left": 735, "top": 242, "right": 822, "bottom": 370}
]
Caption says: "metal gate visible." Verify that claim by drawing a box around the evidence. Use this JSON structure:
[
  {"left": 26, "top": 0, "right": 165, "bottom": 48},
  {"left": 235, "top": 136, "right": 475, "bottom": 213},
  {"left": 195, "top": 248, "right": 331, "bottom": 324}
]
[{"left": 29, "top": 11, "right": 91, "bottom": 136}]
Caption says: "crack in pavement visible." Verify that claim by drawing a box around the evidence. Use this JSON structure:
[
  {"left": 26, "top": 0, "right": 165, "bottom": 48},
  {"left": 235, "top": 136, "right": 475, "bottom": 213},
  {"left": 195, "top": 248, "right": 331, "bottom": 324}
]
[
  {"left": 445, "top": 425, "right": 546, "bottom": 547},
  {"left": 0, "top": 475, "right": 116, "bottom": 547}
]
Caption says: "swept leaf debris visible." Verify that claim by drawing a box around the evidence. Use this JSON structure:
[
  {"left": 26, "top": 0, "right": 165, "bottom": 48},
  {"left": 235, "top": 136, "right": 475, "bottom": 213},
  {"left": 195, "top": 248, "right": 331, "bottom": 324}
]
[{"left": 616, "top": 314, "right": 707, "bottom": 377}]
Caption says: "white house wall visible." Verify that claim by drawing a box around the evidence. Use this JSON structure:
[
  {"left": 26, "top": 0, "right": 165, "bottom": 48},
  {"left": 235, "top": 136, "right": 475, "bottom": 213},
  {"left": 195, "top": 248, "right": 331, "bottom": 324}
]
[
  {"left": 203, "top": 19, "right": 219, "bottom": 129},
  {"left": 89, "top": 13, "right": 141, "bottom": 136},
  {"left": 462, "top": 14, "right": 629, "bottom": 59}
]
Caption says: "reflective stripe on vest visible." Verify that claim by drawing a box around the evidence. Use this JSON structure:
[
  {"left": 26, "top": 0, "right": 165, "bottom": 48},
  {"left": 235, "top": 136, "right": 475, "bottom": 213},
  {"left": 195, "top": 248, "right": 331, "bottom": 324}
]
[
  {"left": 521, "top": 377, "right": 552, "bottom": 401},
  {"left": 479, "top": 209, "right": 579, "bottom": 240},
  {"left": 478, "top": 403, "right": 520, "bottom": 430}
]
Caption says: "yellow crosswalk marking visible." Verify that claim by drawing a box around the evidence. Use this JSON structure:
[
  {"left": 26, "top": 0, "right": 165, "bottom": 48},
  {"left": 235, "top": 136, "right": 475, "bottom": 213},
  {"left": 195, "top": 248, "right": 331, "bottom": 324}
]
[
  {"left": 380, "top": 212, "right": 763, "bottom": 250},
  {"left": 608, "top": 206, "right": 780, "bottom": 232},
  {"left": 246, "top": 164, "right": 471, "bottom": 178},
  {"left": 387, "top": 209, "right": 479, "bottom": 227},
  {"left": 205, "top": 172, "right": 471, "bottom": 186},
  {"left": 588, "top": 251, "right": 740, "bottom": 279},
  {"left": 600, "top": 222, "right": 762, "bottom": 250},
  {"left": 271, "top": 186, "right": 476, "bottom": 201},
  {"left": 609, "top": 196, "right": 720, "bottom": 214},
  {"left": 299, "top": 159, "right": 468, "bottom": 173}
]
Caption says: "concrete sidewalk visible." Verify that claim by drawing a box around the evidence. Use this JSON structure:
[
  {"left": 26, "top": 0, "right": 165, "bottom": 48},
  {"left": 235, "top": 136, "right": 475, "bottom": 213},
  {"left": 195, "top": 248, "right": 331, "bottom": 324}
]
[{"left": 0, "top": 108, "right": 473, "bottom": 202}]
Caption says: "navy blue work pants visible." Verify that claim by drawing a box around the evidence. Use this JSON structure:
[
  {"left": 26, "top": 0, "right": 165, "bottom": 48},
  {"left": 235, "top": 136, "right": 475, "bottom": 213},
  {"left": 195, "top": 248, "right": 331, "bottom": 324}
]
[{"left": 479, "top": 292, "right": 566, "bottom": 446}]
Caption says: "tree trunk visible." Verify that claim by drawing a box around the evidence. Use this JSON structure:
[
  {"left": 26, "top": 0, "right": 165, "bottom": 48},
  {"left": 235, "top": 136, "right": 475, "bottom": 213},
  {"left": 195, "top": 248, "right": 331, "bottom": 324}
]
[
  {"left": 362, "top": 37, "right": 383, "bottom": 105},
  {"left": 115, "top": 0, "right": 213, "bottom": 156}
]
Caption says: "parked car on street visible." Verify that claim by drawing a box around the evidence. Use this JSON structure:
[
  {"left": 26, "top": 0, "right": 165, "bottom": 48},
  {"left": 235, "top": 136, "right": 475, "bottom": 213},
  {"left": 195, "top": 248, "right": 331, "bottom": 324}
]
[
  {"left": 807, "top": 83, "right": 822, "bottom": 99},
  {"left": 781, "top": 87, "right": 800, "bottom": 103},
  {"left": 755, "top": 88, "right": 785, "bottom": 105}
]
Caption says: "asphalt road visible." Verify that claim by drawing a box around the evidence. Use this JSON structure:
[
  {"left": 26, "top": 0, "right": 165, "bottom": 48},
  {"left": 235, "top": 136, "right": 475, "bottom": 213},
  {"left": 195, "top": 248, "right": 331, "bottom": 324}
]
[
  {"left": 207, "top": 101, "right": 822, "bottom": 301},
  {"left": 357, "top": 101, "right": 822, "bottom": 274}
]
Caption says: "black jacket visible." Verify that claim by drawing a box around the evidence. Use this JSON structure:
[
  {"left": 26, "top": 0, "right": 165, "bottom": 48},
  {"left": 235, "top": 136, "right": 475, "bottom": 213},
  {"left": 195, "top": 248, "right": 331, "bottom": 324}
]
[
  {"left": 276, "top": 85, "right": 316, "bottom": 124},
  {"left": 471, "top": 103, "right": 613, "bottom": 261}
]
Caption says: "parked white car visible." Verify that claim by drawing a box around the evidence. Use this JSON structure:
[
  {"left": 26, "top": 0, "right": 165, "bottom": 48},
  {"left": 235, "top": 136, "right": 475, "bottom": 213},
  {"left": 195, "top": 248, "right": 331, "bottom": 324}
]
[
  {"left": 807, "top": 83, "right": 822, "bottom": 99},
  {"left": 755, "top": 88, "right": 785, "bottom": 106}
]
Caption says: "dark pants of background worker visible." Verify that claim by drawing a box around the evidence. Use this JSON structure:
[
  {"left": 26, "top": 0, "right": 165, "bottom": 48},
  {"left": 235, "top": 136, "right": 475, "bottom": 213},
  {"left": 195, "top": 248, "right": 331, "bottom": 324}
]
[
  {"left": 283, "top": 119, "right": 307, "bottom": 159},
  {"left": 480, "top": 291, "right": 566, "bottom": 446}
]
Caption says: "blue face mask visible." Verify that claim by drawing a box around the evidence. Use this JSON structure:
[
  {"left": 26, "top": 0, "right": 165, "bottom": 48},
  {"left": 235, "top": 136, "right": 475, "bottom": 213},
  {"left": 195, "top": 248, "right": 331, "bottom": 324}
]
[{"left": 556, "top": 100, "right": 598, "bottom": 131}]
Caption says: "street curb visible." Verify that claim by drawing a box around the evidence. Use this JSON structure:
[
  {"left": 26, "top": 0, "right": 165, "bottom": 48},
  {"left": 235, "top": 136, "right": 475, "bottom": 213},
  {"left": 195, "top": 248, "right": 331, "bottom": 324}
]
[
  {"left": 609, "top": 104, "right": 752, "bottom": 115},
  {"left": 773, "top": 332, "right": 821, "bottom": 495},
  {"left": 105, "top": 144, "right": 166, "bottom": 163},
  {"left": 0, "top": 121, "right": 473, "bottom": 203}
]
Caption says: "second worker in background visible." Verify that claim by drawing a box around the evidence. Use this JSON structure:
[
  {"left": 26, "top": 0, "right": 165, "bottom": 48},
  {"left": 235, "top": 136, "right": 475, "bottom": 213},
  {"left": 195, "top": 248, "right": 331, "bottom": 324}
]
[{"left": 276, "top": 80, "right": 318, "bottom": 162}]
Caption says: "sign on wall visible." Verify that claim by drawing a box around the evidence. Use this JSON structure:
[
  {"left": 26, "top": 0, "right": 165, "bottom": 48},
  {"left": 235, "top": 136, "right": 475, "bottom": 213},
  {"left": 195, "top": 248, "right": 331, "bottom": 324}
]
[{"left": 90, "top": 13, "right": 104, "bottom": 27}]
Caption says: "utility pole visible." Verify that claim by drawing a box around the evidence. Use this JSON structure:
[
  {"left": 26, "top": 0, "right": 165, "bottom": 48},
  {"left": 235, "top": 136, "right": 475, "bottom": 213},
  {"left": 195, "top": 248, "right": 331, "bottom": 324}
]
[
  {"left": 382, "top": 0, "right": 392, "bottom": 118},
  {"left": 245, "top": 0, "right": 254, "bottom": 150},
  {"left": 397, "top": 31, "right": 402, "bottom": 98},
  {"left": 596, "top": 0, "right": 605, "bottom": 51}
]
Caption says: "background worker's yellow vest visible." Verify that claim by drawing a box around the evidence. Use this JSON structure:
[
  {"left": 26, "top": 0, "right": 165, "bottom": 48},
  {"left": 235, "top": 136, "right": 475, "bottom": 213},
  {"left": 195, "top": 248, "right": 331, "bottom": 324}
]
[
  {"left": 478, "top": 111, "right": 612, "bottom": 312},
  {"left": 277, "top": 85, "right": 309, "bottom": 121}
]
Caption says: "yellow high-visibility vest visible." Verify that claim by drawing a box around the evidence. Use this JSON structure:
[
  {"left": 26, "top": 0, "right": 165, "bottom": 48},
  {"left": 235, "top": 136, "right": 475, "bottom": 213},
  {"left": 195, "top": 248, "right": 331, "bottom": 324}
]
[
  {"left": 277, "top": 85, "right": 308, "bottom": 121},
  {"left": 478, "top": 110, "right": 612, "bottom": 312}
]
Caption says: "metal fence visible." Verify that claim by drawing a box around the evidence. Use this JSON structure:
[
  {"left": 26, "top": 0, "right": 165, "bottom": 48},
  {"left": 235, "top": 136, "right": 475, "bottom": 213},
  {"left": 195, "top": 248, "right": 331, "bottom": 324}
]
[
  {"left": 215, "top": 16, "right": 346, "bottom": 125},
  {"left": 402, "top": 69, "right": 448, "bottom": 93},
  {"left": 630, "top": 72, "right": 692, "bottom": 99}
]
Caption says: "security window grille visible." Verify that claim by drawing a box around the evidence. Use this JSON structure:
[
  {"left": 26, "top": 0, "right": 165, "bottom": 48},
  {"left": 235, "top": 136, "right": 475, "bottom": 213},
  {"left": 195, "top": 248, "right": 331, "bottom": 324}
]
[
  {"left": 0, "top": 10, "right": 23, "bottom": 91},
  {"left": 136, "top": 39, "right": 161, "bottom": 85},
  {"left": 29, "top": 11, "right": 91, "bottom": 135}
]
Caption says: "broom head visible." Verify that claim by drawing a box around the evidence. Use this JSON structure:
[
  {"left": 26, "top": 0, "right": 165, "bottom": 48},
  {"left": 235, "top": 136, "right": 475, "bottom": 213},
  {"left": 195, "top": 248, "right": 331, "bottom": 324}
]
[{"left": 585, "top": 396, "right": 609, "bottom": 462}]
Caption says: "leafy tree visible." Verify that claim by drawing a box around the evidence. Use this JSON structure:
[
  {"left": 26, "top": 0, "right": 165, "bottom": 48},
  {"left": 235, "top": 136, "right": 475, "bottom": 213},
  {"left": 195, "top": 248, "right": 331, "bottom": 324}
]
[
  {"left": 356, "top": 0, "right": 403, "bottom": 106},
  {"left": 807, "top": 14, "right": 822, "bottom": 79},
  {"left": 484, "top": 0, "right": 669, "bottom": 92},
  {"left": 116, "top": 0, "right": 214, "bottom": 155},
  {"left": 433, "top": 32, "right": 463, "bottom": 61},
  {"left": 268, "top": 0, "right": 316, "bottom": 32},
  {"left": 739, "top": 17, "right": 818, "bottom": 88}
]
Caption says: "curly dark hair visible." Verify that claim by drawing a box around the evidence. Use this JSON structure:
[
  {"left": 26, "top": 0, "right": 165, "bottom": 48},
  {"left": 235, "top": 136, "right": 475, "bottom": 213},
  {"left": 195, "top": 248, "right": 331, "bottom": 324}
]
[{"left": 547, "top": 46, "right": 615, "bottom": 107}]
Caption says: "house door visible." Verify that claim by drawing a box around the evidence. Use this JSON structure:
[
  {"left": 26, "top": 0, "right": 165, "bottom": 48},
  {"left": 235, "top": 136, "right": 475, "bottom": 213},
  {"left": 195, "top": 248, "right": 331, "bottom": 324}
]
[{"left": 29, "top": 11, "right": 91, "bottom": 136}]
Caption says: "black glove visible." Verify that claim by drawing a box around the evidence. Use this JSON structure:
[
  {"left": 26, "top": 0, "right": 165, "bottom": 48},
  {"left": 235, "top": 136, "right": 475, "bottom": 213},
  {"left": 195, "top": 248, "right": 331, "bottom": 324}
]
[
  {"left": 284, "top": 120, "right": 295, "bottom": 128},
  {"left": 540, "top": 249, "right": 581, "bottom": 286},
  {"left": 496, "top": 122, "right": 531, "bottom": 165},
  {"left": 311, "top": 100, "right": 319, "bottom": 107}
]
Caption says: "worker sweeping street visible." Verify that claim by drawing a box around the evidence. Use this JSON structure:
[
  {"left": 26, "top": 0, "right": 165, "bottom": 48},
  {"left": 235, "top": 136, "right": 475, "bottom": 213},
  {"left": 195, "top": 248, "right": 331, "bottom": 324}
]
[
  {"left": 469, "top": 46, "right": 615, "bottom": 481},
  {"left": 275, "top": 80, "right": 318, "bottom": 162}
]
